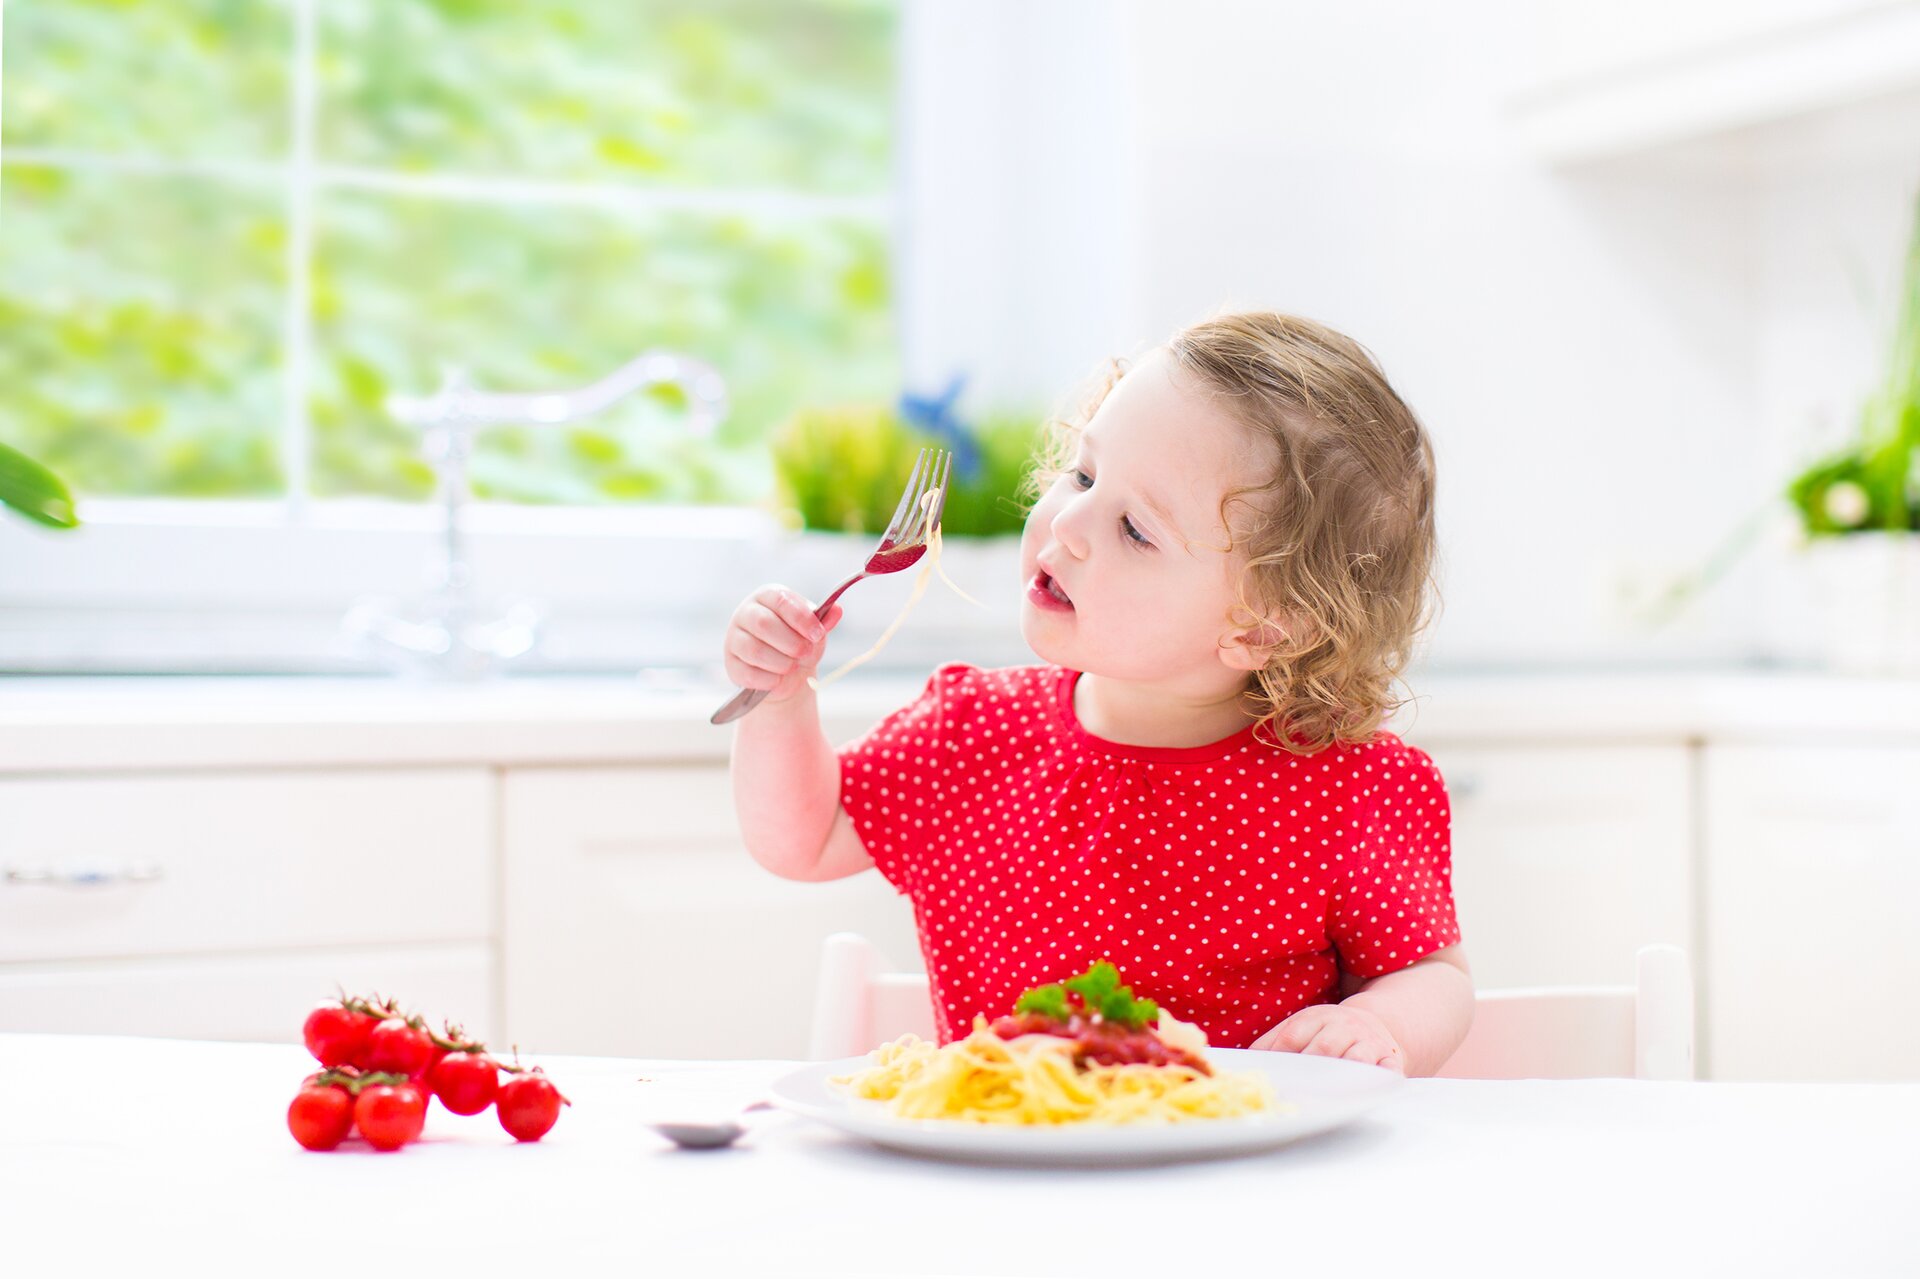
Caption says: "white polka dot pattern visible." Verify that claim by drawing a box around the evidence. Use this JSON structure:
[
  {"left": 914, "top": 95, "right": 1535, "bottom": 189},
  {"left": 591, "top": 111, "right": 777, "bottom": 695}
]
[{"left": 836, "top": 663, "right": 1462, "bottom": 1047}]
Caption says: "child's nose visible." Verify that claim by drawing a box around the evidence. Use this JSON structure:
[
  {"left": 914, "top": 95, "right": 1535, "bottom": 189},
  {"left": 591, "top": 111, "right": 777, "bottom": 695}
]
[{"left": 1049, "top": 499, "right": 1094, "bottom": 559}]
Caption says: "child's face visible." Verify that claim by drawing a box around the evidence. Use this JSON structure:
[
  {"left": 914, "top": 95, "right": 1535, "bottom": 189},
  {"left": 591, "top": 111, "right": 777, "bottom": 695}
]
[{"left": 1020, "top": 350, "right": 1270, "bottom": 687}]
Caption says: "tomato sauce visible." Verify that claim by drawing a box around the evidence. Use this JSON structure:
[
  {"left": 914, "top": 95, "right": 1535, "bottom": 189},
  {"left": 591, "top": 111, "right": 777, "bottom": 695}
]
[{"left": 986, "top": 1013, "right": 1212, "bottom": 1075}]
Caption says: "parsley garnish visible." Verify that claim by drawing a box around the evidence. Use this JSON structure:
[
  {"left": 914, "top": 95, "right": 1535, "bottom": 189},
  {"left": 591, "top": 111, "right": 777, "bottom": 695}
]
[
  {"left": 1014, "top": 984, "right": 1071, "bottom": 1021},
  {"left": 1014, "top": 961, "right": 1159, "bottom": 1030}
]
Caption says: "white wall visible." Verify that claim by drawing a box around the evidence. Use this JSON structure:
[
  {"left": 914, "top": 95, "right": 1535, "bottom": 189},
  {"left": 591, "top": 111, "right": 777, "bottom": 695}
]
[
  {"left": 909, "top": 0, "right": 1920, "bottom": 672},
  {"left": 898, "top": 0, "right": 1140, "bottom": 409},
  {"left": 1112, "top": 0, "right": 1765, "bottom": 670}
]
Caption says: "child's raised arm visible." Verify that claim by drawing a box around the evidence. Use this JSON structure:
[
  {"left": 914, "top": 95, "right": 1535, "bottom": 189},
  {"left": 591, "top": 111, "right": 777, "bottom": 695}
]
[{"left": 722, "top": 586, "right": 874, "bottom": 882}]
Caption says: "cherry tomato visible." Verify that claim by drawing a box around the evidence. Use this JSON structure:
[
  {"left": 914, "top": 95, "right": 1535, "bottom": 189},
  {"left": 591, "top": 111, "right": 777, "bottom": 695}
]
[
  {"left": 287, "top": 1084, "right": 354, "bottom": 1151},
  {"left": 302, "top": 1004, "right": 376, "bottom": 1069},
  {"left": 429, "top": 1051, "right": 499, "bottom": 1116},
  {"left": 353, "top": 1083, "right": 427, "bottom": 1152},
  {"left": 365, "top": 1018, "right": 435, "bottom": 1078},
  {"left": 497, "top": 1072, "right": 569, "bottom": 1142}
]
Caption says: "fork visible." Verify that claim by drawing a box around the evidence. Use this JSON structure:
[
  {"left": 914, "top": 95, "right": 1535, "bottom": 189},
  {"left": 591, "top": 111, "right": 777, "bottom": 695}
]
[{"left": 710, "top": 447, "right": 951, "bottom": 725}]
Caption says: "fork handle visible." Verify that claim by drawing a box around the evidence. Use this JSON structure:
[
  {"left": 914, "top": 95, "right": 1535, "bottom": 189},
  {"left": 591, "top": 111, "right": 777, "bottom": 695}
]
[
  {"left": 709, "top": 684, "right": 772, "bottom": 725},
  {"left": 709, "top": 575, "right": 863, "bottom": 726}
]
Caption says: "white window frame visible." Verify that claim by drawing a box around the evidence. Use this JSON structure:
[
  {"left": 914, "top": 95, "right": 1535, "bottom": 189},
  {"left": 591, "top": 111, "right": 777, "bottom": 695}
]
[
  {"left": 0, "top": 1, "right": 1137, "bottom": 676},
  {"left": 0, "top": 0, "right": 906, "bottom": 674}
]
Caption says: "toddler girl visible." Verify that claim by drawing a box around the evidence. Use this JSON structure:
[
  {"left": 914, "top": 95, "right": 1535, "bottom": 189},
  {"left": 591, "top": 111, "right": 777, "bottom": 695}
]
[{"left": 723, "top": 311, "right": 1472, "bottom": 1076}]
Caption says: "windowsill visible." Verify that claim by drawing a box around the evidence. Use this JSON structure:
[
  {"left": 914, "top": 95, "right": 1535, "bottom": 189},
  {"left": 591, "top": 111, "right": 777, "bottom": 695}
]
[
  {"left": 73, "top": 498, "right": 783, "bottom": 538},
  {"left": 0, "top": 500, "right": 1030, "bottom": 677}
]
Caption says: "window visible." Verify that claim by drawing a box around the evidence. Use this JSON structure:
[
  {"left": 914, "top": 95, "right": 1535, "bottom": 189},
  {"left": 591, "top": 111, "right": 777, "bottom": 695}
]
[{"left": 1, "top": 0, "right": 899, "bottom": 510}]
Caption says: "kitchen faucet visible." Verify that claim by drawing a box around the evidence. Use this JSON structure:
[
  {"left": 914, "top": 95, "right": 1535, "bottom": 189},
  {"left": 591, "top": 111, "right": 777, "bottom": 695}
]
[{"left": 342, "top": 351, "right": 728, "bottom": 678}]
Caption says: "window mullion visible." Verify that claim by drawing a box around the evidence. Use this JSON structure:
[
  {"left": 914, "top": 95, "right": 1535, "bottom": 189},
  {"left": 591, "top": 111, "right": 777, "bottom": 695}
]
[{"left": 284, "top": 0, "right": 321, "bottom": 520}]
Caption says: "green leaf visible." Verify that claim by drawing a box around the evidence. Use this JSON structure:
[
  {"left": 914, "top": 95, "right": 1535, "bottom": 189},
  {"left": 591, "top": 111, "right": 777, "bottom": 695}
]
[
  {"left": 0, "top": 441, "right": 80, "bottom": 529},
  {"left": 1013, "top": 984, "right": 1070, "bottom": 1021},
  {"left": 1064, "top": 961, "right": 1158, "bottom": 1030},
  {"left": 1064, "top": 961, "right": 1121, "bottom": 1010},
  {"left": 1014, "top": 962, "right": 1159, "bottom": 1029},
  {"left": 1785, "top": 191, "right": 1920, "bottom": 536}
]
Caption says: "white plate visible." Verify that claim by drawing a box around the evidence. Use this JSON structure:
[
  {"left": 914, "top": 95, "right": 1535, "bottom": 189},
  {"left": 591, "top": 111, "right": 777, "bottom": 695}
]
[{"left": 768, "top": 1048, "right": 1401, "bottom": 1166}]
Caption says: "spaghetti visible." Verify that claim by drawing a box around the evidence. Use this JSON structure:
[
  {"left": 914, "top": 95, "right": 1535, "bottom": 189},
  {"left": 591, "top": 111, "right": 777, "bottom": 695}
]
[{"left": 834, "top": 963, "right": 1284, "bottom": 1126}]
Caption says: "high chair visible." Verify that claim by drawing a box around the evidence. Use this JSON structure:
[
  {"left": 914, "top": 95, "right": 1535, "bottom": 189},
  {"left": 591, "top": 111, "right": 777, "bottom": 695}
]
[
  {"left": 1433, "top": 942, "right": 1693, "bottom": 1080},
  {"left": 809, "top": 933, "right": 939, "bottom": 1060},
  {"left": 807, "top": 933, "right": 1695, "bottom": 1081}
]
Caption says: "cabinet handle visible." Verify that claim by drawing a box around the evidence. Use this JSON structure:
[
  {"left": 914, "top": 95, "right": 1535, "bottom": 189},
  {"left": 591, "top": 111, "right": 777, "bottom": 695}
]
[{"left": 3, "top": 864, "right": 166, "bottom": 889}]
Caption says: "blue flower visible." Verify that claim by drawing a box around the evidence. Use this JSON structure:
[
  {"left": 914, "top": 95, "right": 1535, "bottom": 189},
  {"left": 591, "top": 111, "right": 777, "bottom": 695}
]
[{"left": 898, "top": 373, "right": 982, "bottom": 481}]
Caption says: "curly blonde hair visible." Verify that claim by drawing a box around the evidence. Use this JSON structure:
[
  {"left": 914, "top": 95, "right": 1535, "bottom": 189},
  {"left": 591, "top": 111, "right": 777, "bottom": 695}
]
[{"left": 1026, "top": 312, "right": 1438, "bottom": 754}]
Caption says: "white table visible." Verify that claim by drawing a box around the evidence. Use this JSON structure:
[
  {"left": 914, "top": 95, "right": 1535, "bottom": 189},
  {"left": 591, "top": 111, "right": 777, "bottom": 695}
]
[{"left": 4, "top": 1034, "right": 1916, "bottom": 1277}]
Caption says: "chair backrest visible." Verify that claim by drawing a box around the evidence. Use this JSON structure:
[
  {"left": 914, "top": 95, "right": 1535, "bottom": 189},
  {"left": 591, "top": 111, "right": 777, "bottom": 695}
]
[
  {"left": 809, "top": 933, "right": 1694, "bottom": 1081},
  {"left": 1434, "top": 943, "right": 1693, "bottom": 1080},
  {"left": 808, "top": 933, "right": 937, "bottom": 1060}
]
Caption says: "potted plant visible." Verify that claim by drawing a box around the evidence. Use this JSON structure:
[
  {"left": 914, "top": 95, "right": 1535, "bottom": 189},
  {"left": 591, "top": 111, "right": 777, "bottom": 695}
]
[
  {"left": 1785, "top": 193, "right": 1920, "bottom": 675},
  {"left": 766, "top": 378, "right": 1040, "bottom": 670}
]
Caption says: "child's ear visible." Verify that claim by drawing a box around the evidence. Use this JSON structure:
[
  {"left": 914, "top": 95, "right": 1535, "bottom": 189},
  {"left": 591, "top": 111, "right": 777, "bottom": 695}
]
[{"left": 1218, "top": 614, "right": 1294, "bottom": 672}]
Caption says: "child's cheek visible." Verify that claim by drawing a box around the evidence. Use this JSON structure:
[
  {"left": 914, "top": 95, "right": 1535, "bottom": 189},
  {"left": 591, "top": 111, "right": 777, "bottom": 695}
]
[{"left": 1021, "top": 487, "right": 1064, "bottom": 560}]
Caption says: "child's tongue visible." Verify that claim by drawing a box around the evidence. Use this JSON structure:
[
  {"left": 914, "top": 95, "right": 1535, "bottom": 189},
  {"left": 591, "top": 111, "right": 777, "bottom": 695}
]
[{"left": 1044, "top": 572, "right": 1073, "bottom": 606}]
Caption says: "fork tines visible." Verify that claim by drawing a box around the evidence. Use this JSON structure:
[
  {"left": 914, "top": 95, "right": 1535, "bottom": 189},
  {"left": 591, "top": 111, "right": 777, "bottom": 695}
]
[
  {"left": 903, "top": 450, "right": 951, "bottom": 548},
  {"left": 881, "top": 447, "right": 950, "bottom": 550}
]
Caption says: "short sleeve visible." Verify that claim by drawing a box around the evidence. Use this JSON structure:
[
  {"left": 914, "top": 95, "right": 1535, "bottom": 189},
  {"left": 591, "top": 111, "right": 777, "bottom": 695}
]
[
  {"left": 1327, "top": 737, "right": 1461, "bottom": 979},
  {"left": 835, "top": 662, "right": 977, "bottom": 897}
]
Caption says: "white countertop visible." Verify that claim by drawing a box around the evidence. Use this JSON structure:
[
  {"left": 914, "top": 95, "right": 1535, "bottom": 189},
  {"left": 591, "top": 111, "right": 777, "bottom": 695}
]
[
  {"left": 4, "top": 1033, "right": 1915, "bottom": 1276},
  {"left": 2, "top": 668, "right": 1920, "bottom": 772}
]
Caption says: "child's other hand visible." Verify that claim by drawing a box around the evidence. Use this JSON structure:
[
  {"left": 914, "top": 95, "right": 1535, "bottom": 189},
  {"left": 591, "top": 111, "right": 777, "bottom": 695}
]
[
  {"left": 722, "top": 586, "right": 845, "bottom": 705},
  {"left": 1249, "top": 1003, "right": 1406, "bottom": 1074}
]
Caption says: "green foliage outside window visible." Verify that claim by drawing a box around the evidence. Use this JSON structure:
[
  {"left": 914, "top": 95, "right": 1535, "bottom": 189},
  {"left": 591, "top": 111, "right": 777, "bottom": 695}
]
[
  {"left": 0, "top": 166, "right": 287, "bottom": 496},
  {"left": 0, "top": 0, "right": 898, "bottom": 506}
]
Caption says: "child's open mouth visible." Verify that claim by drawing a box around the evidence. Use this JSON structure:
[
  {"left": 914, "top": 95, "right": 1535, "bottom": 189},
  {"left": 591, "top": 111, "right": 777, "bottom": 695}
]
[{"left": 1027, "top": 570, "right": 1075, "bottom": 613}]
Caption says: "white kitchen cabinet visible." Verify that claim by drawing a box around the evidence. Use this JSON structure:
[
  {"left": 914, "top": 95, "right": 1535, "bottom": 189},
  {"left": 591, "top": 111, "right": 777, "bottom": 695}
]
[
  {"left": 501, "top": 765, "right": 920, "bottom": 1060},
  {"left": 8, "top": 673, "right": 1920, "bottom": 1081},
  {"left": 0, "top": 945, "right": 495, "bottom": 1044},
  {"left": 1703, "top": 744, "right": 1920, "bottom": 1081},
  {"left": 1423, "top": 745, "right": 1695, "bottom": 991},
  {"left": 0, "top": 769, "right": 496, "bottom": 1040},
  {"left": 1504, "top": 0, "right": 1920, "bottom": 162}
]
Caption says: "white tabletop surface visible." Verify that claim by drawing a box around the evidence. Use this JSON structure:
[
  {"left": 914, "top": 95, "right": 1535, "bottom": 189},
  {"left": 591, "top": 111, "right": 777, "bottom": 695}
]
[{"left": 4, "top": 1034, "right": 1917, "bottom": 1277}]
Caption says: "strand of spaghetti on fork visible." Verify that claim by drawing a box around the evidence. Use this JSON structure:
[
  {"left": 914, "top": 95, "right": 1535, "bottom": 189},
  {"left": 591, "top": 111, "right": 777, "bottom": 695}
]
[{"left": 811, "top": 490, "right": 979, "bottom": 691}]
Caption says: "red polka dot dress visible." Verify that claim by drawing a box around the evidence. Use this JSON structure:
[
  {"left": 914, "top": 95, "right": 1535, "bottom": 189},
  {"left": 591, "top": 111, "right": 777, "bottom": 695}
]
[{"left": 836, "top": 663, "right": 1461, "bottom": 1048}]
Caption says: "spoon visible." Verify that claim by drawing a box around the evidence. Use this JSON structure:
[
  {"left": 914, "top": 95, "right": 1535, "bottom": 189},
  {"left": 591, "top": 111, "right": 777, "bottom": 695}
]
[{"left": 648, "top": 1100, "right": 775, "bottom": 1150}]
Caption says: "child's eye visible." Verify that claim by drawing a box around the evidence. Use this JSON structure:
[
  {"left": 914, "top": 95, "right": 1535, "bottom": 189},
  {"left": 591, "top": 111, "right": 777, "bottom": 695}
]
[
  {"left": 1121, "top": 516, "right": 1152, "bottom": 548},
  {"left": 1071, "top": 469, "right": 1092, "bottom": 489}
]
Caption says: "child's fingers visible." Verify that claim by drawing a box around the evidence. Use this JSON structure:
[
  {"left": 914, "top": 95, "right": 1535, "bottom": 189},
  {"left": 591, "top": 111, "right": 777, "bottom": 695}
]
[
  {"left": 1301, "top": 1024, "right": 1361, "bottom": 1059},
  {"left": 761, "top": 588, "right": 829, "bottom": 647},
  {"left": 739, "top": 603, "right": 812, "bottom": 661},
  {"left": 723, "top": 588, "right": 839, "bottom": 691},
  {"left": 723, "top": 629, "right": 796, "bottom": 687},
  {"left": 1340, "top": 1034, "right": 1399, "bottom": 1068},
  {"left": 733, "top": 588, "right": 821, "bottom": 660},
  {"left": 1249, "top": 1014, "right": 1319, "bottom": 1053}
]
